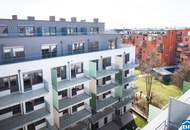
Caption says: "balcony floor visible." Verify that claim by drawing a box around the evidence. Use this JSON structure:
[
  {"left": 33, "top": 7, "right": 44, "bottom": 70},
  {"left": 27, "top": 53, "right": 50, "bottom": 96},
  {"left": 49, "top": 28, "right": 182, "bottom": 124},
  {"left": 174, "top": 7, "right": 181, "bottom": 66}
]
[{"left": 0, "top": 108, "right": 50, "bottom": 130}]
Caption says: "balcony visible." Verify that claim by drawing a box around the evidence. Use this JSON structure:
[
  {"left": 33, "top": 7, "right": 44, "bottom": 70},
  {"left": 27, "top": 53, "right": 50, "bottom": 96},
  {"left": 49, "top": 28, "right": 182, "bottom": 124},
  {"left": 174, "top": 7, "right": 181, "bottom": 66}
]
[
  {"left": 122, "top": 87, "right": 138, "bottom": 98},
  {"left": 97, "top": 82, "right": 117, "bottom": 95},
  {"left": 0, "top": 87, "right": 49, "bottom": 110},
  {"left": 60, "top": 109, "right": 91, "bottom": 130},
  {"left": 113, "top": 98, "right": 132, "bottom": 110},
  {"left": 123, "top": 75, "right": 137, "bottom": 84},
  {"left": 123, "top": 61, "right": 139, "bottom": 70},
  {"left": 0, "top": 108, "right": 50, "bottom": 130},
  {"left": 96, "top": 96, "right": 118, "bottom": 111},
  {"left": 90, "top": 107, "right": 114, "bottom": 124},
  {"left": 89, "top": 62, "right": 119, "bottom": 79},
  {"left": 58, "top": 93, "right": 91, "bottom": 110},
  {"left": 56, "top": 75, "right": 92, "bottom": 91}
]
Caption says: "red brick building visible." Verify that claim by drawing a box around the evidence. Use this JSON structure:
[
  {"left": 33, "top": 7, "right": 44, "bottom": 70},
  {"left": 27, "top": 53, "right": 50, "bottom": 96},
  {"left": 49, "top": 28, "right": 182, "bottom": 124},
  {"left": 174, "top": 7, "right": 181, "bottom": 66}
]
[{"left": 121, "top": 28, "right": 190, "bottom": 65}]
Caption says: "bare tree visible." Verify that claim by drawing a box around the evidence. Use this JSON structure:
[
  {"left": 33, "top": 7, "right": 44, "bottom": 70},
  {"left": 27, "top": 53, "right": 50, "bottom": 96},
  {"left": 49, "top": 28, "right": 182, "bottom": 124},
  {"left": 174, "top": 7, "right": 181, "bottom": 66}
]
[{"left": 172, "top": 63, "right": 190, "bottom": 88}]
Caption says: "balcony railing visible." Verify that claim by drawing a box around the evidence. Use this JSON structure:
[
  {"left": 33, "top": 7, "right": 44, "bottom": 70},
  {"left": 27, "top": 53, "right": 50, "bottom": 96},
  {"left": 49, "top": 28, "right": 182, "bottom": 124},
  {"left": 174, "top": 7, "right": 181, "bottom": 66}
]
[
  {"left": 96, "top": 96, "right": 118, "bottom": 111},
  {"left": 0, "top": 47, "right": 122, "bottom": 65},
  {"left": 123, "top": 61, "right": 139, "bottom": 70},
  {"left": 58, "top": 93, "right": 91, "bottom": 110},
  {"left": 0, "top": 87, "right": 49, "bottom": 110},
  {"left": 0, "top": 107, "right": 50, "bottom": 130},
  {"left": 60, "top": 109, "right": 91, "bottom": 130},
  {"left": 96, "top": 81, "right": 118, "bottom": 95},
  {"left": 123, "top": 75, "right": 137, "bottom": 83}
]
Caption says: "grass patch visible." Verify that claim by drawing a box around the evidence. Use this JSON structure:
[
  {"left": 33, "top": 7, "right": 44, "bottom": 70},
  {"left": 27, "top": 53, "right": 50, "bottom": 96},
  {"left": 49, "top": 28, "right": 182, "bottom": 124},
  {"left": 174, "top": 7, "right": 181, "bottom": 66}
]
[
  {"left": 134, "top": 76, "right": 182, "bottom": 108},
  {"left": 121, "top": 111, "right": 147, "bottom": 130}
]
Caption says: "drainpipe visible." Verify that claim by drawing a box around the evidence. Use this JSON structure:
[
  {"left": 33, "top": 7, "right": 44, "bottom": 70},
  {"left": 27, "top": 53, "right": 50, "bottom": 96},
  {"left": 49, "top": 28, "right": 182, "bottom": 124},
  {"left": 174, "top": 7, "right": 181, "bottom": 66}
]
[{"left": 60, "top": 41, "right": 63, "bottom": 56}]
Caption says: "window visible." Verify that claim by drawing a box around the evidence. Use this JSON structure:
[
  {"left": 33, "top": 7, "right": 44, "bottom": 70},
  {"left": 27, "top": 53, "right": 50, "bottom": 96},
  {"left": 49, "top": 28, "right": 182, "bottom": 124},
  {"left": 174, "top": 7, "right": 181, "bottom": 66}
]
[
  {"left": 23, "top": 70, "right": 43, "bottom": 92},
  {"left": 0, "top": 104, "right": 21, "bottom": 117},
  {"left": 17, "top": 26, "right": 34, "bottom": 36},
  {"left": 0, "top": 26, "right": 8, "bottom": 36},
  {"left": 72, "top": 84, "right": 84, "bottom": 96},
  {"left": 71, "top": 63, "right": 83, "bottom": 78},
  {"left": 125, "top": 53, "right": 130, "bottom": 64},
  {"left": 124, "top": 70, "right": 129, "bottom": 77},
  {"left": 58, "top": 89, "right": 67, "bottom": 98},
  {"left": 103, "top": 76, "right": 111, "bottom": 84},
  {"left": 0, "top": 75, "right": 18, "bottom": 93},
  {"left": 41, "top": 27, "right": 50, "bottom": 36},
  {"left": 71, "top": 42, "right": 84, "bottom": 53},
  {"left": 34, "top": 97, "right": 44, "bottom": 105},
  {"left": 88, "top": 41, "right": 99, "bottom": 51},
  {"left": 72, "top": 102, "right": 84, "bottom": 113},
  {"left": 90, "top": 27, "right": 99, "bottom": 34},
  {"left": 61, "top": 27, "right": 67, "bottom": 35},
  {"left": 80, "top": 27, "right": 87, "bottom": 35},
  {"left": 49, "top": 27, "right": 56, "bottom": 36},
  {"left": 3, "top": 47, "right": 25, "bottom": 59},
  {"left": 67, "top": 27, "right": 77, "bottom": 35},
  {"left": 104, "top": 117, "right": 108, "bottom": 124},
  {"left": 124, "top": 83, "right": 129, "bottom": 89},
  {"left": 108, "top": 39, "right": 116, "bottom": 49},
  {"left": 57, "top": 66, "right": 67, "bottom": 80},
  {"left": 35, "top": 119, "right": 46, "bottom": 126},
  {"left": 62, "top": 109, "right": 69, "bottom": 116},
  {"left": 103, "top": 91, "right": 111, "bottom": 99},
  {"left": 103, "top": 57, "right": 111, "bottom": 69},
  {"left": 41, "top": 44, "right": 57, "bottom": 58}
]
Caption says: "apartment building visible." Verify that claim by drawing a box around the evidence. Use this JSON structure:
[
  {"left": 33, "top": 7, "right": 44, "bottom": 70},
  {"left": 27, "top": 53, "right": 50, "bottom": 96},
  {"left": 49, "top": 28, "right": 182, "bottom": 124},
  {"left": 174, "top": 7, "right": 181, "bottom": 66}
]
[
  {"left": 0, "top": 15, "right": 138, "bottom": 130},
  {"left": 142, "top": 89, "right": 190, "bottom": 130}
]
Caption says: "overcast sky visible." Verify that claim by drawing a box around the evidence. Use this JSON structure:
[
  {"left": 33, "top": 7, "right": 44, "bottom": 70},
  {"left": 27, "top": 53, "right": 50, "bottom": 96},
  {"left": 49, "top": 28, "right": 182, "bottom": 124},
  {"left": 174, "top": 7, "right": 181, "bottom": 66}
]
[{"left": 0, "top": 0, "right": 190, "bottom": 29}]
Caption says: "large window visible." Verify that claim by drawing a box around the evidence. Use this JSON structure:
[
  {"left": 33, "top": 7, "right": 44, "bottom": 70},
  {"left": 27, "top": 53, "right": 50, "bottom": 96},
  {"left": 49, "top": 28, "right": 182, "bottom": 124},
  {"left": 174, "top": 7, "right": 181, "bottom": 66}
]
[
  {"left": 41, "top": 44, "right": 57, "bottom": 58},
  {"left": 72, "top": 42, "right": 84, "bottom": 54},
  {"left": 88, "top": 41, "right": 99, "bottom": 52},
  {"left": 17, "top": 26, "right": 34, "bottom": 36},
  {"left": 0, "top": 75, "right": 18, "bottom": 93},
  {"left": 72, "top": 84, "right": 84, "bottom": 96},
  {"left": 58, "top": 89, "right": 68, "bottom": 99},
  {"left": 25, "top": 97, "right": 44, "bottom": 113},
  {"left": 49, "top": 27, "right": 56, "bottom": 36},
  {"left": 72, "top": 102, "right": 84, "bottom": 113},
  {"left": 23, "top": 70, "right": 43, "bottom": 92},
  {"left": 108, "top": 39, "right": 116, "bottom": 49},
  {"left": 124, "top": 70, "right": 129, "bottom": 77},
  {"left": 80, "top": 27, "right": 87, "bottom": 35},
  {"left": 71, "top": 63, "right": 83, "bottom": 78},
  {"left": 103, "top": 57, "right": 111, "bottom": 69},
  {"left": 41, "top": 27, "right": 50, "bottom": 36},
  {"left": 0, "top": 26, "right": 8, "bottom": 36},
  {"left": 57, "top": 66, "right": 67, "bottom": 80},
  {"left": 61, "top": 27, "right": 67, "bottom": 35},
  {"left": 90, "top": 27, "right": 99, "bottom": 34},
  {"left": 3, "top": 46, "right": 25, "bottom": 59},
  {"left": 125, "top": 53, "right": 130, "bottom": 64},
  {"left": 102, "top": 76, "right": 111, "bottom": 84},
  {"left": 0, "top": 104, "right": 21, "bottom": 118},
  {"left": 67, "top": 27, "right": 77, "bottom": 35}
]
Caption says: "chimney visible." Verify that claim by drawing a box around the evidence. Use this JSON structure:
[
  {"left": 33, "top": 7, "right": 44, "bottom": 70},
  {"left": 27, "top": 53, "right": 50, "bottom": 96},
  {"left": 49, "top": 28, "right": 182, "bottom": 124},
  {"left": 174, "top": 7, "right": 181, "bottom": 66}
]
[
  {"left": 49, "top": 16, "right": 55, "bottom": 21},
  {"left": 60, "top": 18, "right": 66, "bottom": 22},
  {"left": 71, "top": 17, "right": 77, "bottom": 22},
  {"left": 93, "top": 18, "right": 99, "bottom": 23},
  {"left": 27, "top": 16, "right": 35, "bottom": 21},
  {"left": 81, "top": 20, "right": 86, "bottom": 22},
  {"left": 12, "top": 15, "right": 17, "bottom": 20}
]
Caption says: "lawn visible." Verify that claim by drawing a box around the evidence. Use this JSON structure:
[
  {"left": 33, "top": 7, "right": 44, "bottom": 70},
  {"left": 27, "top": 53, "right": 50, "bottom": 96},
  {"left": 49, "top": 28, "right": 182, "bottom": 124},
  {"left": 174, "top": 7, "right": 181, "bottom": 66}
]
[
  {"left": 121, "top": 111, "right": 147, "bottom": 130},
  {"left": 134, "top": 75, "right": 183, "bottom": 108}
]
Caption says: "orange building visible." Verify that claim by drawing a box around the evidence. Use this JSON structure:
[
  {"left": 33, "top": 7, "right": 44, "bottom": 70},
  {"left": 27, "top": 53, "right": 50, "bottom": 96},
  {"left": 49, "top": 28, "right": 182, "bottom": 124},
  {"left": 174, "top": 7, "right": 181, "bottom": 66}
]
[{"left": 121, "top": 29, "right": 190, "bottom": 66}]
